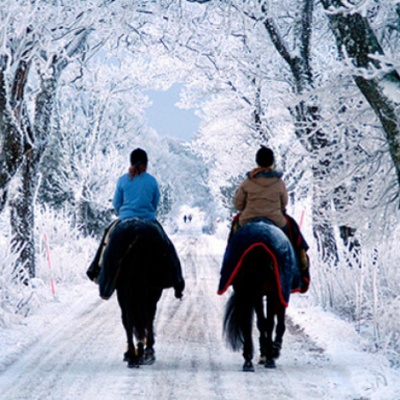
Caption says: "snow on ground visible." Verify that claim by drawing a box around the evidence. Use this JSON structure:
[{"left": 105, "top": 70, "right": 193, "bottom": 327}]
[{"left": 1, "top": 229, "right": 400, "bottom": 400}]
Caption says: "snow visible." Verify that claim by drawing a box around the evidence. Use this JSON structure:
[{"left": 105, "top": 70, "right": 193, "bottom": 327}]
[{"left": 1, "top": 230, "right": 400, "bottom": 400}]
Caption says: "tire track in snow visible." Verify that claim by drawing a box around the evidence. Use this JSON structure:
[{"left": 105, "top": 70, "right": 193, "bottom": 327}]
[
  {"left": 0, "top": 234, "right": 395, "bottom": 399},
  {"left": 0, "top": 293, "right": 125, "bottom": 399},
  {"left": 146, "top": 235, "right": 228, "bottom": 400}
]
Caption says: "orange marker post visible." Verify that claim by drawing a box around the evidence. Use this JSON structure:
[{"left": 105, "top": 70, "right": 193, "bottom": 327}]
[
  {"left": 43, "top": 233, "right": 56, "bottom": 296},
  {"left": 299, "top": 210, "right": 305, "bottom": 230}
]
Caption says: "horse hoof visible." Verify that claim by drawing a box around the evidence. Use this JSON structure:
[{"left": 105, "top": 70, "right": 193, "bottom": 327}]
[
  {"left": 264, "top": 358, "right": 276, "bottom": 369},
  {"left": 128, "top": 359, "right": 140, "bottom": 368},
  {"left": 243, "top": 361, "right": 255, "bottom": 372},
  {"left": 272, "top": 341, "right": 282, "bottom": 359},
  {"left": 143, "top": 348, "right": 156, "bottom": 365},
  {"left": 137, "top": 342, "right": 145, "bottom": 357}
]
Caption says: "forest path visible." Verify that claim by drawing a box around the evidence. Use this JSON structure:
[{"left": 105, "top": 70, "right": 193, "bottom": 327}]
[{"left": 0, "top": 234, "right": 396, "bottom": 400}]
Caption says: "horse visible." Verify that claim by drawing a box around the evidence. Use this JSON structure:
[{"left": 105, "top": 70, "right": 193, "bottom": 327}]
[
  {"left": 218, "top": 218, "right": 302, "bottom": 372},
  {"left": 222, "top": 246, "right": 287, "bottom": 371},
  {"left": 98, "top": 218, "right": 185, "bottom": 368}
]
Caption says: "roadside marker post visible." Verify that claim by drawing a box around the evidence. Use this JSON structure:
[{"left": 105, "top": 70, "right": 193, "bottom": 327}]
[{"left": 43, "top": 233, "right": 56, "bottom": 296}]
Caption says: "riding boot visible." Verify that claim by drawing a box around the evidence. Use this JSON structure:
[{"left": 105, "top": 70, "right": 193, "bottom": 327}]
[
  {"left": 298, "top": 249, "right": 309, "bottom": 271},
  {"left": 298, "top": 249, "right": 310, "bottom": 293}
]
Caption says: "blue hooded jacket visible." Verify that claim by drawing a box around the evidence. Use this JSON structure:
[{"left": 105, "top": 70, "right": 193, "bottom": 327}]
[{"left": 112, "top": 172, "right": 160, "bottom": 221}]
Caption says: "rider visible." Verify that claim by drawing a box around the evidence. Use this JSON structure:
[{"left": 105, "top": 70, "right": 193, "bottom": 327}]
[
  {"left": 112, "top": 148, "right": 160, "bottom": 221},
  {"left": 88, "top": 148, "right": 184, "bottom": 299},
  {"left": 233, "top": 145, "right": 309, "bottom": 291}
]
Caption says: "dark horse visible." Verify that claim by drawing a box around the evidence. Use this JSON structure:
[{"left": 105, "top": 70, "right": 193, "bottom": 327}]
[
  {"left": 218, "top": 218, "right": 301, "bottom": 372},
  {"left": 97, "top": 218, "right": 185, "bottom": 368}
]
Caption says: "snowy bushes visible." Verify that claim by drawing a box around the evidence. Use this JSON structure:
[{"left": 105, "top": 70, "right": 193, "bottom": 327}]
[
  {"left": 0, "top": 233, "right": 32, "bottom": 326},
  {"left": 35, "top": 206, "right": 97, "bottom": 286},
  {"left": 0, "top": 206, "right": 97, "bottom": 326},
  {"left": 309, "top": 224, "right": 400, "bottom": 365}
]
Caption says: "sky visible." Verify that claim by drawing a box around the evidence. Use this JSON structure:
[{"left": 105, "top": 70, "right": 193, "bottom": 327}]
[{"left": 145, "top": 84, "right": 200, "bottom": 141}]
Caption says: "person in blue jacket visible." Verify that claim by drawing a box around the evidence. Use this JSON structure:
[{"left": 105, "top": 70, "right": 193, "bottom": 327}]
[
  {"left": 112, "top": 148, "right": 160, "bottom": 221},
  {"left": 87, "top": 148, "right": 160, "bottom": 282}
]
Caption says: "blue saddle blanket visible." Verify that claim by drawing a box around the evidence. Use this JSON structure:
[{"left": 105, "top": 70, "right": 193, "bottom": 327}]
[{"left": 218, "top": 218, "right": 301, "bottom": 306}]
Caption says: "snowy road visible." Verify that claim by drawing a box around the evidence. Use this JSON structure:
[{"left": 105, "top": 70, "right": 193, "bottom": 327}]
[{"left": 1, "top": 234, "right": 400, "bottom": 400}]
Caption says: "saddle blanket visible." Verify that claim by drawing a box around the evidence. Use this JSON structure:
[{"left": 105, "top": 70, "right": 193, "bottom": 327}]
[
  {"left": 218, "top": 218, "right": 301, "bottom": 307},
  {"left": 99, "top": 218, "right": 183, "bottom": 300}
]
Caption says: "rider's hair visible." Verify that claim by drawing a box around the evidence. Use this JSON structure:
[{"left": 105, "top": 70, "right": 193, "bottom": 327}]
[
  {"left": 129, "top": 148, "right": 148, "bottom": 179},
  {"left": 256, "top": 146, "right": 274, "bottom": 168}
]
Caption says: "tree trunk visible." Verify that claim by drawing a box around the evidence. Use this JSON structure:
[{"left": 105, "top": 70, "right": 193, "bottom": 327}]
[
  {"left": 263, "top": 1, "right": 339, "bottom": 263},
  {"left": 0, "top": 55, "right": 29, "bottom": 213},
  {"left": 9, "top": 71, "right": 58, "bottom": 279},
  {"left": 322, "top": 1, "right": 400, "bottom": 196},
  {"left": 9, "top": 29, "right": 90, "bottom": 279},
  {"left": 10, "top": 152, "right": 39, "bottom": 281}
]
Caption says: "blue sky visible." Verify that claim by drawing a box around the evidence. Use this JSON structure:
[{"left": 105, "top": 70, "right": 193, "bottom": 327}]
[{"left": 145, "top": 84, "right": 200, "bottom": 141}]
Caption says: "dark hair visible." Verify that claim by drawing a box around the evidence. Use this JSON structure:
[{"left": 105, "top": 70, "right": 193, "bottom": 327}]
[
  {"left": 256, "top": 146, "right": 274, "bottom": 167},
  {"left": 130, "top": 148, "right": 148, "bottom": 166},
  {"left": 129, "top": 148, "right": 148, "bottom": 179}
]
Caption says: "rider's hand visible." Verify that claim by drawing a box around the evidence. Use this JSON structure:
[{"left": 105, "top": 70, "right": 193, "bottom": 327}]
[
  {"left": 174, "top": 289, "right": 184, "bottom": 299},
  {"left": 174, "top": 280, "right": 185, "bottom": 299},
  {"left": 300, "top": 277, "right": 310, "bottom": 293}
]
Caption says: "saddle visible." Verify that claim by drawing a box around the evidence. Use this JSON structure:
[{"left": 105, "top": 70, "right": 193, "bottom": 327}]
[
  {"left": 218, "top": 218, "right": 301, "bottom": 307},
  {"left": 97, "top": 218, "right": 184, "bottom": 300},
  {"left": 227, "top": 214, "right": 310, "bottom": 294}
]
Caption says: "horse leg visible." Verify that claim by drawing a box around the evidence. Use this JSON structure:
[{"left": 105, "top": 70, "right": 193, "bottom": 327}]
[
  {"left": 255, "top": 297, "right": 267, "bottom": 365},
  {"left": 125, "top": 323, "right": 140, "bottom": 368},
  {"left": 133, "top": 325, "right": 146, "bottom": 366},
  {"left": 272, "top": 306, "right": 286, "bottom": 360},
  {"left": 241, "top": 299, "right": 255, "bottom": 372},
  {"left": 142, "top": 288, "right": 162, "bottom": 365},
  {"left": 264, "top": 295, "right": 277, "bottom": 369},
  {"left": 117, "top": 289, "right": 139, "bottom": 368}
]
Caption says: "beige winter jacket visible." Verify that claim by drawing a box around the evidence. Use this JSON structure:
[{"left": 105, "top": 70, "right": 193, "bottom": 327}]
[{"left": 234, "top": 169, "right": 288, "bottom": 228}]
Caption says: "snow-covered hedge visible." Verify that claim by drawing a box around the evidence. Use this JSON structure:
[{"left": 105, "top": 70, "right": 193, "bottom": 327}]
[
  {"left": 310, "top": 224, "right": 400, "bottom": 366},
  {"left": 0, "top": 207, "right": 97, "bottom": 328}
]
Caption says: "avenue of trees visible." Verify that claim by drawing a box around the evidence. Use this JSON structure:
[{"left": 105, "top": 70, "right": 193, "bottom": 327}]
[{"left": 1, "top": 0, "right": 400, "bottom": 362}]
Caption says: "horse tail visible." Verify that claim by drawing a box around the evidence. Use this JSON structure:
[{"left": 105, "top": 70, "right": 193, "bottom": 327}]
[{"left": 223, "top": 291, "right": 254, "bottom": 352}]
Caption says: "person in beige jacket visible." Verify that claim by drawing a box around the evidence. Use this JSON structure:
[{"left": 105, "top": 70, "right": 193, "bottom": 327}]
[
  {"left": 234, "top": 146, "right": 288, "bottom": 228},
  {"left": 233, "top": 146, "right": 310, "bottom": 292}
]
